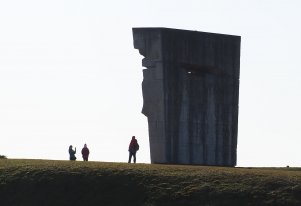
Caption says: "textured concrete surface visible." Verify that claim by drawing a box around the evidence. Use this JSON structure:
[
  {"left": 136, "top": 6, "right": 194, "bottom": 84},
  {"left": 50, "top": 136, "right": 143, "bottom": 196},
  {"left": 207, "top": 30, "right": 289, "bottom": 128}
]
[{"left": 133, "top": 28, "right": 240, "bottom": 166}]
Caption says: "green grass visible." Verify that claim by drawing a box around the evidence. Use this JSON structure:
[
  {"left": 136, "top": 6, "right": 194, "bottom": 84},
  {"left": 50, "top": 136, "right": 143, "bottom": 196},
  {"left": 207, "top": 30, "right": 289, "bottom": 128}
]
[{"left": 1, "top": 159, "right": 301, "bottom": 206}]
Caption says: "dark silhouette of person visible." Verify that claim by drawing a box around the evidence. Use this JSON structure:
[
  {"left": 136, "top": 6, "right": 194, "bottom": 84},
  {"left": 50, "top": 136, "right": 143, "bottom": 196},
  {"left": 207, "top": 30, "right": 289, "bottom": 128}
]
[
  {"left": 69, "top": 145, "right": 76, "bottom": 161},
  {"left": 128, "top": 136, "right": 139, "bottom": 163},
  {"left": 81, "top": 144, "right": 90, "bottom": 161}
]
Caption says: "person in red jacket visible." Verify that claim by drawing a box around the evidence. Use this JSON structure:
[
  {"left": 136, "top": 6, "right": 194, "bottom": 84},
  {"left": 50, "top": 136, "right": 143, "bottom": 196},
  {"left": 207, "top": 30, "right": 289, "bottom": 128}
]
[
  {"left": 128, "top": 136, "right": 139, "bottom": 163},
  {"left": 81, "top": 144, "right": 90, "bottom": 161}
]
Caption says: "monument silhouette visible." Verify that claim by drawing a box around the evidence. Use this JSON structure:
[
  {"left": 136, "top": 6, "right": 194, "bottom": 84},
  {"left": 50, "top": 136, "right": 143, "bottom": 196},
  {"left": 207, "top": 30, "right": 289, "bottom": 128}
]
[{"left": 133, "top": 28, "right": 241, "bottom": 166}]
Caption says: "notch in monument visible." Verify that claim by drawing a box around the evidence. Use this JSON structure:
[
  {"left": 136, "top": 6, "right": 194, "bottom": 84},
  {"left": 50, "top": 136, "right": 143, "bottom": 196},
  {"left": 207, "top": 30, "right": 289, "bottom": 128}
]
[{"left": 142, "top": 58, "right": 157, "bottom": 68}]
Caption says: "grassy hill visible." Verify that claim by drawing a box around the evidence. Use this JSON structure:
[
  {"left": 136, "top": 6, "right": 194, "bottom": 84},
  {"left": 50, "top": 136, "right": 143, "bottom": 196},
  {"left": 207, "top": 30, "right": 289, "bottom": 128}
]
[{"left": 0, "top": 159, "right": 301, "bottom": 206}]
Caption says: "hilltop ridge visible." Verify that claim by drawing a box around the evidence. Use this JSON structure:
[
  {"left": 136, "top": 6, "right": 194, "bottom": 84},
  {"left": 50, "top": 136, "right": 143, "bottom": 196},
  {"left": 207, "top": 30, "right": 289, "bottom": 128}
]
[{"left": 0, "top": 159, "right": 301, "bottom": 206}]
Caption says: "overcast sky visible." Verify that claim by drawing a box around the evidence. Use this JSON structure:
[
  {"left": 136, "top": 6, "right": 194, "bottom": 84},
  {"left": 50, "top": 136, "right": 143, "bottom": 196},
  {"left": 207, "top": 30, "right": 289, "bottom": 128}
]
[{"left": 1, "top": 0, "right": 301, "bottom": 167}]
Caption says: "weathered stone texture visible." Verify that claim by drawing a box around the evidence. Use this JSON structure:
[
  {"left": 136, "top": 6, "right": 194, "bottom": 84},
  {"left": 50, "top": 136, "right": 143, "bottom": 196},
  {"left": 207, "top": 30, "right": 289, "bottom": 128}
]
[{"left": 133, "top": 28, "right": 240, "bottom": 166}]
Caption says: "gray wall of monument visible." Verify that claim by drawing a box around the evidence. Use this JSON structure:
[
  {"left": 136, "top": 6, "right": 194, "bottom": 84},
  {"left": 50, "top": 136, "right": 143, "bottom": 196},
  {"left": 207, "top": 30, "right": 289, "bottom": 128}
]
[{"left": 133, "top": 28, "right": 240, "bottom": 166}]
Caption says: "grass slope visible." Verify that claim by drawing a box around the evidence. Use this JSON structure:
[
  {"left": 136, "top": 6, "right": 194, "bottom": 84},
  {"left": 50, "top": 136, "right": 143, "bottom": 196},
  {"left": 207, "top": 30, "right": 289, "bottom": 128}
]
[{"left": 0, "top": 159, "right": 301, "bottom": 206}]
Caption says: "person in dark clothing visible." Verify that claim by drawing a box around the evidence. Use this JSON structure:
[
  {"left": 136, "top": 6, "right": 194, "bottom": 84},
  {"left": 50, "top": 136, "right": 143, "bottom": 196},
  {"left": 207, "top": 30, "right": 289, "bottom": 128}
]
[
  {"left": 128, "top": 136, "right": 139, "bottom": 163},
  {"left": 81, "top": 144, "right": 90, "bottom": 161},
  {"left": 69, "top": 145, "right": 76, "bottom": 161}
]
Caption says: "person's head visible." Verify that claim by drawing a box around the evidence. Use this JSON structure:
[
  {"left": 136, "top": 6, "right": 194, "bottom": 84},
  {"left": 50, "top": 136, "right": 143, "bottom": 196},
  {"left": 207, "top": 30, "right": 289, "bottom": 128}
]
[
  {"left": 84, "top": 144, "right": 87, "bottom": 148},
  {"left": 132, "top": 136, "right": 135, "bottom": 140},
  {"left": 69, "top": 145, "right": 72, "bottom": 149}
]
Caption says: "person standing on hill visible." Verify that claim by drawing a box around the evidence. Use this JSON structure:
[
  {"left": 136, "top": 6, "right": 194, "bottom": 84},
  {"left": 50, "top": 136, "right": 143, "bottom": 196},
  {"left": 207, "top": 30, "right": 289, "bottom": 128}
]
[
  {"left": 128, "top": 136, "right": 139, "bottom": 163},
  {"left": 69, "top": 145, "right": 76, "bottom": 161},
  {"left": 81, "top": 144, "right": 90, "bottom": 161}
]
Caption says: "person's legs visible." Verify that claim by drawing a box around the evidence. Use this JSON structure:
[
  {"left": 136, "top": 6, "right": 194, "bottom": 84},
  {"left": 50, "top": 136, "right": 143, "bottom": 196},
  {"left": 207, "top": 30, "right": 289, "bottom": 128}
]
[{"left": 128, "top": 152, "right": 133, "bottom": 163}]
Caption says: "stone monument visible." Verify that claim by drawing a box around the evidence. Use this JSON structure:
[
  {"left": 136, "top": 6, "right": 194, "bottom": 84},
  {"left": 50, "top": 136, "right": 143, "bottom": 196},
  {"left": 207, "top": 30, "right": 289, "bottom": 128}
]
[{"left": 133, "top": 28, "right": 240, "bottom": 166}]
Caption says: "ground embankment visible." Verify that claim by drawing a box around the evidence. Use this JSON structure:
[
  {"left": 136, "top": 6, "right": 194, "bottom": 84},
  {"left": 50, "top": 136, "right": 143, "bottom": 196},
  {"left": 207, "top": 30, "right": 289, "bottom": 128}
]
[{"left": 0, "top": 159, "right": 301, "bottom": 206}]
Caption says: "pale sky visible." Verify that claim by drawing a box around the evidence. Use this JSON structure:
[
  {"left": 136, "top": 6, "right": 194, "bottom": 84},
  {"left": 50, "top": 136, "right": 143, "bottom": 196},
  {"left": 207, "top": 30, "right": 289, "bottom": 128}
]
[{"left": 1, "top": 0, "right": 301, "bottom": 167}]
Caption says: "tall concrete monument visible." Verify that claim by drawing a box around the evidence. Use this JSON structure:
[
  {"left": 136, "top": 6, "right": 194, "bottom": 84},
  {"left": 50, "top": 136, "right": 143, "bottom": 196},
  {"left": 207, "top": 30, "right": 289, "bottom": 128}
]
[{"left": 133, "top": 28, "right": 241, "bottom": 166}]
